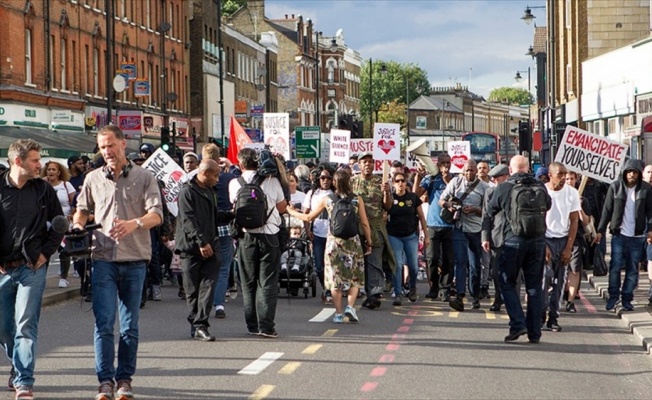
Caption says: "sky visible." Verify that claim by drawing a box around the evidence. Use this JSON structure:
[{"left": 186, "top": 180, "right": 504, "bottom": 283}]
[{"left": 265, "top": 0, "right": 547, "bottom": 98}]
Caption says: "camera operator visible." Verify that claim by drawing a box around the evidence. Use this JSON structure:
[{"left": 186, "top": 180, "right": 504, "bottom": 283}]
[
  {"left": 0, "top": 139, "right": 65, "bottom": 399},
  {"left": 439, "top": 159, "right": 488, "bottom": 311},
  {"left": 72, "top": 125, "right": 163, "bottom": 400}
]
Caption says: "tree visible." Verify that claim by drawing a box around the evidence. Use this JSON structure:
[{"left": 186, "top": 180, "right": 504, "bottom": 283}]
[
  {"left": 222, "top": 0, "right": 247, "bottom": 17},
  {"left": 488, "top": 87, "right": 534, "bottom": 106},
  {"left": 360, "top": 60, "right": 430, "bottom": 136}
]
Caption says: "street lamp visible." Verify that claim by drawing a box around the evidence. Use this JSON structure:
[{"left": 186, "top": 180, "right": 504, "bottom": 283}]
[
  {"left": 440, "top": 100, "right": 449, "bottom": 151},
  {"left": 368, "top": 59, "right": 387, "bottom": 136},
  {"left": 515, "top": 68, "right": 532, "bottom": 159}
]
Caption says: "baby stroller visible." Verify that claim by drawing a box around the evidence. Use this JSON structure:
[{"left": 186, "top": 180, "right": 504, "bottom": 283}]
[{"left": 279, "top": 236, "right": 317, "bottom": 298}]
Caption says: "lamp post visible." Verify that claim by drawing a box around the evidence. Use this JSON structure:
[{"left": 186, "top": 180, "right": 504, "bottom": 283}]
[
  {"left": 440, "top": 100, "right": 449, "bottom": 151},
  {"left": 368, "top": 59, "right": 387, "bottom": 137},
  {"left": 515, "top": 68, "right": 532, "bottom": 154},
  {"left": 522, "top": 4, "right": 556, "bottom": 163}
]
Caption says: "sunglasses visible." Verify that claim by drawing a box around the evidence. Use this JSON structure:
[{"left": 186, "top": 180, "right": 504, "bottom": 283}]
[
  {"left": 394, "top": 179, "right": 406, "bottom": 183},
  {"left": 320, "top": 176, "right": 332, "bottom": 180}
]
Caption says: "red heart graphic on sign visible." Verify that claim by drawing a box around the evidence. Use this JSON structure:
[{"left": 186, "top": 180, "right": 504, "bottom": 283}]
[
  {"left": 378, "top": 139, "right": 395, "bottom": 155},
  {"left": 451, "top": 154, "right": 468, "bottom": 169}
]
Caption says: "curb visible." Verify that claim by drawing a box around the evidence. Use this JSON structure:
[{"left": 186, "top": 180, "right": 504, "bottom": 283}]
[
  {"left": 42, "top": 286, "right": 80, "bottom": 308},
  {"left": 587, "top": 272, "right": 652, "bottom": 355}
]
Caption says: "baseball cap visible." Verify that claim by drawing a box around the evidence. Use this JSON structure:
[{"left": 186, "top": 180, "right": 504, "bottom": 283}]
[
  {"left": 357, "top": 152, "right": 373, "bottom": 161},
  {"left": 488, "top": 164, "right": 509, "bottom": 178},
  {"left": 67, "top": 155, "right": 81, "bottom": 168},
  {"left": 140, "top": 143, "right": 154, "bottom": 153}
]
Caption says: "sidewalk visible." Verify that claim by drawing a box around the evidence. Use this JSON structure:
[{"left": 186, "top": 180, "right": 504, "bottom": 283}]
[{"left": 42, "top": 271, "right": 81, "bottom": 308}]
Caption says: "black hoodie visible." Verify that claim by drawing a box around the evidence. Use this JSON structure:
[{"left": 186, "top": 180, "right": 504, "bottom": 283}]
[{"left": 597, "top": 159, "right": 652, "bottom": 237}]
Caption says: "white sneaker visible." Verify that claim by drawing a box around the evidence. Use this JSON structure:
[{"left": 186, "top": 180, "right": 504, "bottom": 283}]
[
  {"left": 291, "top": 266, "right": 300, "bottom": 272},
  {"left": 72, "top": 270, "right": 80, "bottom": 278},
  {"left": 58, "top": 278, "right": 69, "bottom": 288}
]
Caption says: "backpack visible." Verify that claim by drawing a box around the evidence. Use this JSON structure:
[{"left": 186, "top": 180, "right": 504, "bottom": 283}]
[
  {"left": 234, "top": 175, "right": 272, "bottom": 230},
  {"left": 509, "top": 178, "right": 548, "bottom": 238},
  {"left": 329, "top": 194, "right": 359, "bottom": 239}
]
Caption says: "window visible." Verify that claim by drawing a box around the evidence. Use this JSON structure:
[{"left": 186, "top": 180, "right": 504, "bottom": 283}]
[
  {"left": 60, "top": 39, "right": 67, "bottom": 90},
  {"left": 49, "top": 35, "right": 55, "bottom": 89},
  {"left": 72, "top": 40, "right": 77, "bottom": 92},
  {"left": 93, "top": 47, "right": 99, "bottom": 95},
  {"left": 120, "top": 0, "right": 125, "bottom": 18},
  {"left": 565, "top": 0, "right": 571, "bottom": 28},
  {"left": 148, "top": 62, "right": 153, "bottom": 105},
  {"left": 84, "top": 45, "right": 89, "bottom": 94},
  {"left": 25, "top": 29, "right": 32, "bottom": 84},
  {"left": 169, "top": 2, "right": 174, "bottom": 37},
  {"left": 566, "top": 63, "right": 572, "bottom": 94},
  {"left": 145, "top": 0, "right": 150, "bottom": 27}
]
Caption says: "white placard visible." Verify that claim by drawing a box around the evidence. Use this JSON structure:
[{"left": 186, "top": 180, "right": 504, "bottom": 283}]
[
  {"left": 141, "top": 148, "right": 187, "bottom": 216},
  {"left": 405, "top": 149, "right": 419, "bottom": 172},
  {"left": 448, "top": 141, "right": 471, "bottom": 174},
  {"left": 554, "top": 125, "right": 629, "bottom": 183},
  {"left": 350, "top": 138, "right": 384, "bottom": 174},
  {"left": 329, "top": 129, "right": 351, "bottom": 163},
  {"left": 263, "top": 113, "right": 290, "bottom": 159},
  {"left": 373, "top": 123, "right": 401, "bottom": 160}
]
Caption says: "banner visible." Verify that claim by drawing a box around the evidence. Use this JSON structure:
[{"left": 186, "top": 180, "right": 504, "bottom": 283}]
[
  {"left": 142, "top": 148, "right": 187, "bottom": 216},
  {"left": 350, "top": 138, "right": 385, "bottom": 174},
  {"left": 227, "top": 115, "right": 252, "bottom": 165},
  {"left": 329, "top": 129, "right": 351, "bottom": 163},
  {"left": 263, "top": 113, "right": 290, "bottom": 159},
  {"left": 555, "top": 126, "right": 628, "bottom": 183},
  {"left": 373, "top": 123, "right": 401, "bottom": 160},
  {"left": 448, "top": 141, "right": 471, "bottom": 173}
]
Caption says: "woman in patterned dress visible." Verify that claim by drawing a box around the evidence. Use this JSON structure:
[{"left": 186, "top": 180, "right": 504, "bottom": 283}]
[{"left": 287, "top": 169, "right": 372, "bottom": 323}]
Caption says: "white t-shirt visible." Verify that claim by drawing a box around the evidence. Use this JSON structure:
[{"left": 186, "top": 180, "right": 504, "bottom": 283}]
[
  {"left": 302, "top": 188, "right": 333, "bottom": 238},
  {"left": 545, "top": 184, "right": 581, "bottom": 238},
  {"left": 291, "top": 190, "right": 306, "bottom": 208},
  {"left": 53, "top": 181, "right": 75, "bottom": 216},
  {"left": 229, "top": 171, "right": 285, "bottom": 235},
  {"left": 620, "top": 186, "right": 641, "bottom": 237}
]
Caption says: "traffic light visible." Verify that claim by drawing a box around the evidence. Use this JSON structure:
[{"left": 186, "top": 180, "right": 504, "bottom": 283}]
[
  {"left": 518, "top": 121, "right": 531, "bottom": 154},
  {"left": 161, "top": 127, "right": 171, "bottom": 155}
]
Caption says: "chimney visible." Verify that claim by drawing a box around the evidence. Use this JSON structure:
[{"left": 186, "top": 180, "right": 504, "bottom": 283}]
[
  {"left": 285, "top": 14, "right": 288, "bottom": 19},
  {"left": 292, "top": 14, "right": 295, "bottom": 18}
]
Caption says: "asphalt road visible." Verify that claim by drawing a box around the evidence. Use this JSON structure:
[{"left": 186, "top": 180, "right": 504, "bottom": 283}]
[{"left": 4, "top": 279, "right": 652, "bottom": 400}]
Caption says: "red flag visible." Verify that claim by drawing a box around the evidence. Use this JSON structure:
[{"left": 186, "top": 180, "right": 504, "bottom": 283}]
[{"left": 227, "top": 115, "right": 252, "bottom": 165}]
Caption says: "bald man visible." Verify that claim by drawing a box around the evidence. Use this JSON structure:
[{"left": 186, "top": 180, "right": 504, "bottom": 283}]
[
  {"left": 483, "top": 155, "right": 551, "bottom": 343},
  {"left": 175, "top": 160, "right": 234, "bottom": 341}
]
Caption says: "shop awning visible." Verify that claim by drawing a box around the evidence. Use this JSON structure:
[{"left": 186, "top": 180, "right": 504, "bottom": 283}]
[{"left": 0, "top": 126, "right": 98, "bottom": 158}]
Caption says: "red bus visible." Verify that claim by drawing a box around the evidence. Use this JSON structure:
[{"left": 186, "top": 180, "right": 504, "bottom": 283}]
[{"left": 461, "top": 132, "right": 501, "bottom": 166}]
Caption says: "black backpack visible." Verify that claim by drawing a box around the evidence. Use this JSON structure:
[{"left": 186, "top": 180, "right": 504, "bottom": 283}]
[
  {"left": 329, "top": 194, "right": 359, "bottom": 239},
  {"left": 234, "top": 175, "right": 272, "bottom": 230},
  {"left": 509, "top": 177, "right": 548, "bottom": 237}
]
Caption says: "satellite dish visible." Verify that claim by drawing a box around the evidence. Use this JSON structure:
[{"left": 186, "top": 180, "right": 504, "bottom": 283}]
[{"left": 113, "top": 75, "right": 127, "bottom": 93}]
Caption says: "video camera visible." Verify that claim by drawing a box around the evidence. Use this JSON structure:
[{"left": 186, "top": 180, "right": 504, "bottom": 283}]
[
  {"left": 443, "top": 194, "right": 464, "bottom": 221},
  {"left": 64, "top": 223, "right": 102, "bottom": 259}
]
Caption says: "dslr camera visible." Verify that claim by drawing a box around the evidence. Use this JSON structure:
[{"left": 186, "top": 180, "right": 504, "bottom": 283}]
[
  {"left": 444, "top": 194, "right": 464, "bottom": 221},
  {"left": 64, "top": 223, "right": 102, "bottom": 259}
]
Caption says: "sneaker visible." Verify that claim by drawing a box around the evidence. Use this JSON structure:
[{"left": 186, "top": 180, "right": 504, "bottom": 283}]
[
  {"left": 115, "top": 380, "right": 134, "bottom": 400},
  {"left": 408, "top": 287, "right": 418, "bottom": 303},
  {"left": 291, "top": 266, "right": 300, "bottom": 273},
  {"left": 392, "top": 296, "right": 402, "bottom": 306},
  {"left": 259, "top": 330, "right": 278, "bottom": 338},
  {"left": 622, "top": 302, "right": 635, "bottom": 311},
  {"left": 8, "top": 367, "right": 15, "bottom": 390},
  {"left": 472, "top": 298, "right": 481, "bottom": 309},
  {"left": 449, "top": 296, "right": 464, "bottom": 312},
  {"left": 194, "top": 327, "right": 216, "bottom": 342},
  {"left": 214, "top": 308, "right": 226, "bottom": 319},
  {"left": 73, "top": 270, "right": 80, "bottom": 278},
  {"left": 344, "top": 305, "right": 359, "bottom": 323},
  {"left": 152, "top": 285, "right": 162, "bottom": 301},
  {"left": 546, "top": 320, "right": 562, "bottom": 332},
  {"left": 606, "top": 297, "right": 620, "bottom": 311},
  {"left": 58, "top": 278, "right": 69, "bottom": 288},
  {"left": 362, "top": 295, "right": 381, "bottom": 310},
  {"left": 95, "top": 380, "right": 114, "bottom": 400},
  {"left": 228, "top": 286, "right": 238, "bottom": 300},
  {"left": 566, "top": 302, "right": 577, "bottom": 313},
  {"left": 332, "top": 314, "right": 344, "bottom": 323},
  {"left": 383, "top": 281, "right": 393, "bottom": 293},
  {"left": 14, "top": 386, "right": 33, "bottom": 400},
  {"left": 648, "top": 298, "right": 652, "bottom": 307}
]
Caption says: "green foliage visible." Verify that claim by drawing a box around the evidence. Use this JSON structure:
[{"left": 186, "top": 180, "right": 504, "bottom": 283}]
[
  {"left": 223, "top": 0, "right": 247, "bottom": 16},
  {"left": 360, "top": 60, "right": 430, "bottom": 134},
  {"left": 488, "top": 87, "right": 534, "bottom": 105}
]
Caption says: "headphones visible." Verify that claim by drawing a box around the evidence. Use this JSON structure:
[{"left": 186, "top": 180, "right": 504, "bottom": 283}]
[{"left": 105, "top": 162, "right": 133, "bottom": 180}]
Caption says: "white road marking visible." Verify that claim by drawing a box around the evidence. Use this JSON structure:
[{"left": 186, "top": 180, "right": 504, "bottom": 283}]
[
  {"left": 309, "top": 308, "right": 336, "bottom": 322},
  {"left": 238, "top": 352, "right": 284, "bottom": 375}
]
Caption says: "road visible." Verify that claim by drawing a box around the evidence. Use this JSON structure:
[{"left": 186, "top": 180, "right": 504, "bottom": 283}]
[{"left": 4, "top": 279, "right": 652, "bottom": 400}]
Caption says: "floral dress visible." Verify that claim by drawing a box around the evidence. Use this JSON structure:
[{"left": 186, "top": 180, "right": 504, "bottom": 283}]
[{"left": 323, "top": 196, "right": 365, "bottom": 291}]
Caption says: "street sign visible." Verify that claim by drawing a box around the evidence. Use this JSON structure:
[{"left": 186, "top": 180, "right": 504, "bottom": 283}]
[{"left": 295, "top": 126, "right": 320, "bottom": 159}]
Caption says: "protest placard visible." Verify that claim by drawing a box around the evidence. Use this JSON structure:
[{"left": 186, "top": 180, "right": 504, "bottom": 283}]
[
  {"left": 351, "top": 138, "right": 384, "bottom": 174},
  {"left": 329, "top": 129, "right": 351, "bottom": 163},
  {"left": 142, "top": 148, "right": 187, "bottom": 216},
  {"left": 555, "top": 125, "right": 628, "bottom": 183},
  {"left": 373, "top": 123, "right": 401, "bottom": 160},
  {"left": 263, "top": 113, "right": 290, "bottom": 159},
  {"left": 448, "top": 141, "right": 471, "bottom": 173}
]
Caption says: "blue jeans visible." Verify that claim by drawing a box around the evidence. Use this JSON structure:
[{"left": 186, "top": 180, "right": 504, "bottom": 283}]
[
  {"left": 498, "top": 237, "right": 545, "bottom": 339},
  {"left": 452, "top": 228, "right": 482, "bottom": 299},
  {"left": 312, "top": 235, "right": 327, "bottom": 288},
  {"left": 92, "top": 260, "right": 146, "bottom": 383},
  {"left": 609, "top": 234, "right": 645, "bottom": 303},
  {"left": 213, "top": 236, "right": 235, "bottom": 307},
  {"left": 0, "top": 265, "right": 46, "bottom": 388},
  {"left": 389, "top": 233, "right": 419, "bottom": 295}
]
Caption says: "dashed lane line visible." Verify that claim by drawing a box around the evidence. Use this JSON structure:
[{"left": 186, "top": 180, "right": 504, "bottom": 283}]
[
  {"left": 301, "top": 344, "right": 322, "bottom": 354},
  {"left": 249, "top": 384, "right": 275, "bottom": 400},
  {"left": 322, "top": 329, "right": 338, "bottom": 337},
  {"left": 278, "top": 362, "right": 301, "bottom": 375},
  {"left": 238, "top": 352, "right": 284, "bottom": 375}
]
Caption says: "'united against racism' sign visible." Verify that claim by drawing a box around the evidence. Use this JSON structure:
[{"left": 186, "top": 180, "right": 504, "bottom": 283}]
[{"left": 554, "top": 126, "right": 628, "bottom": 183}]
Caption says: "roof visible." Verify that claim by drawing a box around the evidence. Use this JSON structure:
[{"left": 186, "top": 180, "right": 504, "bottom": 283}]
[
  {"left": 533, "top": 26, "right": 547, "bottom": 54},
  {"left": 410, "top": 96, "right": 464, "bottom": 113},
  {"left": 267, "top": 19, "right": 298, "bottom": 42}
]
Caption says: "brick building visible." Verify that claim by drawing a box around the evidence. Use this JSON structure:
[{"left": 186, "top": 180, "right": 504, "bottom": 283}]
[{"left": 0, "top": 0, "right": 190, "bottom": 153}]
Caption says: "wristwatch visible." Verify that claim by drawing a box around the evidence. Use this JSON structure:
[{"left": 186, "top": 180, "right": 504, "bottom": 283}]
[{"left": 135, "top": 218, "right": 144, "bottom": 229}]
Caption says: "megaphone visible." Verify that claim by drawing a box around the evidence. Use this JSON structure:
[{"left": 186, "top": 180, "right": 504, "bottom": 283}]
[{"left": 407, "top": 139, "right": 438, "bottom": 176}]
